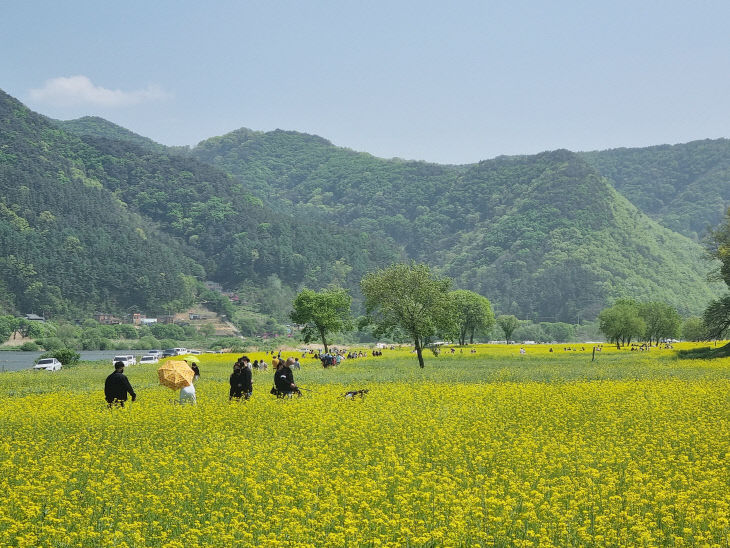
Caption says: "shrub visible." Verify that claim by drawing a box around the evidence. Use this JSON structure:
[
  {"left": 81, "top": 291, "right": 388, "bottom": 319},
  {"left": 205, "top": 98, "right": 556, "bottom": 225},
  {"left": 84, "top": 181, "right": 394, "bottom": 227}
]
[
  {"left": 39, "top": 337, "right": 65, "bottom": 351},
  {"left": 40, "top": 348, "right": 81, "bottom": 365},
  {"left": 20, "top": 341, "right": 40, "bottom": 351}
]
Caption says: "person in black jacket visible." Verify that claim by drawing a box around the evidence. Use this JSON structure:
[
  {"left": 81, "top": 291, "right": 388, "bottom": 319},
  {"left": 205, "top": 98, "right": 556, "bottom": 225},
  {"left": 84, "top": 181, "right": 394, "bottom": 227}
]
[
  {"left": 273, "top": 357, "right": 300, "bottom": 397},
  {"left": 229, "top": 360, "right": 252, "bottom": 400},
  {"left": 104, "top": 361, "right": 137, "bottom": 408}
]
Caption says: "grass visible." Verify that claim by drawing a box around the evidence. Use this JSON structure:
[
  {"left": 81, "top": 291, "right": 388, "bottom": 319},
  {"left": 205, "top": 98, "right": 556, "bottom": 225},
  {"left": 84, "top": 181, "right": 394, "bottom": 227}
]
[{"left": 2, "top": 341, "right": 729, "bottom": 398}]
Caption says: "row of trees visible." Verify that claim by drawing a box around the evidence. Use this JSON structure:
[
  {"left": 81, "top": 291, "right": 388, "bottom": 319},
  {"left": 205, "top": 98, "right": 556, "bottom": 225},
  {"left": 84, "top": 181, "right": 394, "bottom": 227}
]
[
  {"left": 597, "top": 300, "right": 681, "bottom": 348},
  {"left": 291, "top": 263, "right": 495, "bottom": 368}
]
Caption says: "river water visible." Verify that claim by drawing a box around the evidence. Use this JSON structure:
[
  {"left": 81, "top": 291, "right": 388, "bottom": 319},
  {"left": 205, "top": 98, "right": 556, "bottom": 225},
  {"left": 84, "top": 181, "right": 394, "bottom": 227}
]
[{"left": 0, "top": 350, "right": 148, "bottom": 372}]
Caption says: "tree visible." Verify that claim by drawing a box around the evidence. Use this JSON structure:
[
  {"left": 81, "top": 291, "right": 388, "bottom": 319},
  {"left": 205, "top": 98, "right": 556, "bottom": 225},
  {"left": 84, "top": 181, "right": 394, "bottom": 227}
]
[
  {"left": 496, "top": 315, "right": 520, "bottom": 343},
  {"left": 702, "top": 295, "right": 730, "bottom": 340},
  {"left": 598, "top": 299, "right": 645, "bottom": 348},
  {"left": 450, "top": 290, "right": 495, "bottom": 345},
  {"left": 681, "top": 316, "right": 707, "bottom": 342},
  {"left": 638, "top": 301, "right": 681, "bottom": 345},
  {"left": 361, "top": 263, "right": 456, "bottom": 368},
  {"left": 704, "top": 210, "right": 730, "bottom": 342},
  {"left": 290, "top": 287, "right": 352, "bottom": 353}
]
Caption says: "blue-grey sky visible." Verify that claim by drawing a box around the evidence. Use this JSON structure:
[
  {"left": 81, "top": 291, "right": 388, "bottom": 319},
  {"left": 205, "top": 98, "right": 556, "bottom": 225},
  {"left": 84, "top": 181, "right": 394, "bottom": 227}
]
[{"left": 2, "top": 1, "right": 729, "bottom": 164}]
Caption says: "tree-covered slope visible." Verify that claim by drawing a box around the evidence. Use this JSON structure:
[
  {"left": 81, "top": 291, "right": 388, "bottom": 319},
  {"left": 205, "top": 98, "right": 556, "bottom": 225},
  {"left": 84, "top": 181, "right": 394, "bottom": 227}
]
[
  {"left": 192, "top": 131, "right": 723, "bottom": 320},
  {"left": 580, "top": 139, "right": 730, "bottom": 240},
  {"left": 0, "top": 91, "right": 401, "bottom": 317},
  {"left": 0, "top": 90, "right": 200, "bottom": 316},
  {"left": 437, "top": 153, "right": 721, "bottom": 321},
  {"left": 52, "top": 116, "right": 169, "bottom": 154}
]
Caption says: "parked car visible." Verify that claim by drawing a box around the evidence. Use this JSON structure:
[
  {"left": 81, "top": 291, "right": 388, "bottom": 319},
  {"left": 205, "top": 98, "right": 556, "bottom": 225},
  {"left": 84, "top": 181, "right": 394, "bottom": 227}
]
[
  {"left": 162, "top": 348, "right": 187, "bottom": 358},
  {"left": 138, "top": 355, "right": 159, "bottom": 365},
  {"left": 147, "top": 350, "right": 163, "bottom": 358},
  {"left": 33, "top": 358, "right": 62, "bottom": 371},
  {"left": 112, "top": 355, "right": 136, "bottom": 366}
]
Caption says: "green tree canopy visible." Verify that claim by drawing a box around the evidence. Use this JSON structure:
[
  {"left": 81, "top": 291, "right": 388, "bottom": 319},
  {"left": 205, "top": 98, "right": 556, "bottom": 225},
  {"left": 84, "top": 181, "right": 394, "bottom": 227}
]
[
  {"left": 361, "top": 263, "right": 456, "bottom": 368},
  {"left": 681, "top": 316, "right": 707, "bottom": 342},
  {"left": 638, "top": 301, "right": 681, "bottom": 345},
  {"left": 450, "top": 289, "right": 495, "bottom": 345},
  {"left": 598, "top": 299, "right": 645, "bottom": 348},
  {"left": 290, "top": 287, "right": 353, "bottom": 353},
  {"left": 496, "top": 315, "right": 520, "bottom": 343},
  {"left": 702, "top": 295, "right": 730, "bottom": 340},
  {"left": 703, "top": 209, "right": 730, "bottom": 341}
]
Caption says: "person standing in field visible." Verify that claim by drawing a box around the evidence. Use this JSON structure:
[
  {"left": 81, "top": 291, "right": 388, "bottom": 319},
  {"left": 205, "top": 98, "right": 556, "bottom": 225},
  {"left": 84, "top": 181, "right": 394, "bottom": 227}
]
[
  {"left": 229, "top": 358, "right": 252, "bottom": 400},
  {"left": 274, "top": 357, "right": 300, "bottom": 397},
  {"left": 179, "top": 380, "right": 196, "bottom": 404},
  {"left": 104, "top": 361, "right": 137, "bottom": 408}
]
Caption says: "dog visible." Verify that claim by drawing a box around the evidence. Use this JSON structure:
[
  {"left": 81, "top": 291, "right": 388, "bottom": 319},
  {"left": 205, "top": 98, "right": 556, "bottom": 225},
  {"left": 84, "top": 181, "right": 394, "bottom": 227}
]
[{"left": 343, "top": 389, "right": 369, "bottom": 399}]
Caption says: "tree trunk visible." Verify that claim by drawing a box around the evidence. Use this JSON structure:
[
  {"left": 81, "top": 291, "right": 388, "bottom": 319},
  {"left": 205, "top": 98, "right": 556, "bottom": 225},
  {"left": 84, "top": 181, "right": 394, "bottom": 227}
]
[
  {"left": 320, "top": 328, "right": 328, "bottom": 354},
  {"left": 469, "top": 327, "right": 475, "bottom": 344},
  {"left": 415, "top": 341, "right": 425, "bottom": 368}
]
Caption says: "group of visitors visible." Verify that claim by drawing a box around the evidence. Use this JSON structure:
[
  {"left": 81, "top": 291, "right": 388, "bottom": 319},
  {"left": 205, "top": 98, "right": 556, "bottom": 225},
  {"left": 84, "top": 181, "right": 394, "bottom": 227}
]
[{"left": 103, "top": 353, "right": 302, "bottom": 408}]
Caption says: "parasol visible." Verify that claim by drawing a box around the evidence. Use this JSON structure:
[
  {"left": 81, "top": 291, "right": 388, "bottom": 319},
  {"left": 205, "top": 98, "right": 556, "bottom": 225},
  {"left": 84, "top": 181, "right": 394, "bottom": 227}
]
[
  {"left": 157, "top": 360, "right": 194, "bottom": 390},
  {"left": 180, "top": 355, "right": 200, "bottom": 365}
]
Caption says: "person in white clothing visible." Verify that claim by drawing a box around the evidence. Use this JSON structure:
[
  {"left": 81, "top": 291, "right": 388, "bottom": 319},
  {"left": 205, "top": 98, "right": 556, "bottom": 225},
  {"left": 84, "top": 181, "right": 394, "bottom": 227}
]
[{"left": 179, "top": 381, "right": 197, "bottom": 404}]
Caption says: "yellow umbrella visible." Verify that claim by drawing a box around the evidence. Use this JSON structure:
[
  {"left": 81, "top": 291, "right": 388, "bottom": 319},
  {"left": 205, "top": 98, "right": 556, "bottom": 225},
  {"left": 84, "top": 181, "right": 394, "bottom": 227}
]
[
  {"left": 181, "top": 355, "right": 200, "bottom": 365},
  {"left": 157, "top": 360, "right": 194, "bottom": 390}
]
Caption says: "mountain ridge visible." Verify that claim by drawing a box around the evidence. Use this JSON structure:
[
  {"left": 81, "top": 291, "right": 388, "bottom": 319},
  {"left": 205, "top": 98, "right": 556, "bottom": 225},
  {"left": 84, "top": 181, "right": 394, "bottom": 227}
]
[{"left": 3, "top": 89, "right": 726, "bottom": 321}]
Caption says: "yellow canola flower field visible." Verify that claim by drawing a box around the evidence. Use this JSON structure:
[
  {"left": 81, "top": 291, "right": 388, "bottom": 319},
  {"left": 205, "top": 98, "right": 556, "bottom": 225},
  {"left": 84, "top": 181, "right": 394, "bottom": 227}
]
[{"left": 2, "top": 374, "right": 730, "bottom": 546}]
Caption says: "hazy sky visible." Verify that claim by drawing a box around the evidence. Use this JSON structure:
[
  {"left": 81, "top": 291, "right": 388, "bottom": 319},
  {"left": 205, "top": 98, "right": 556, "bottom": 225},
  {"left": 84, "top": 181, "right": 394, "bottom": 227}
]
[{"left": 2, "top": 1, "right": 729, "bottom": 164}]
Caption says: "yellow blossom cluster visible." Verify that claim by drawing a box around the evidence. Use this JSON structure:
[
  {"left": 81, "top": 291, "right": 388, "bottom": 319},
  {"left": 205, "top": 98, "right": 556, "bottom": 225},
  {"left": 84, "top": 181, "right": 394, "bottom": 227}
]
[{"left": 2, "top": 370, "right": 730, "bottom": 546}]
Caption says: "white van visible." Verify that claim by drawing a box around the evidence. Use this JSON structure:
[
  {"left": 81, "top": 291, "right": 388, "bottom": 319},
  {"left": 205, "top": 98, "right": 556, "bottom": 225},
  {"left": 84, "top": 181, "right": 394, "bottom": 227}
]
[{"left": 112, "top": 355, "right": 136, "bottom": 366}]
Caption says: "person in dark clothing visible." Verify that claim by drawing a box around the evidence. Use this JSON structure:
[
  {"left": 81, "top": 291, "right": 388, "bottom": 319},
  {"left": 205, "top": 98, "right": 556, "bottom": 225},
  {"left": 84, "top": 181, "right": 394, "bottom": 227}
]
[
  {"left": 273, "top": 357, "right": 300, "bottom": 397},
  {"left": 105, "top": 361, "right": 136, "bottom": 408},
  {"left": 190, "top": 363, "right": 200, "bottom": 380},
  {"left": 229, "top": 361, "right": 252, "bottom": 400}
]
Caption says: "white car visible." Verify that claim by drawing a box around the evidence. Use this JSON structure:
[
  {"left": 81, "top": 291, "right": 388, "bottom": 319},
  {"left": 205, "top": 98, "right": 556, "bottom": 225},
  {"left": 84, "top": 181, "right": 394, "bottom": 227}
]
[
  {"left": 112, "top": 355, "right": 136, "bottom": 366},
  {"left": 138, "top": 355, "right": 159, "bottom": 365},
  {"left": 33, "top": 358, "right": 62, "bottom": 371},
  {"left": 147, "top": 350, "right": 163, "bottom": 358}
]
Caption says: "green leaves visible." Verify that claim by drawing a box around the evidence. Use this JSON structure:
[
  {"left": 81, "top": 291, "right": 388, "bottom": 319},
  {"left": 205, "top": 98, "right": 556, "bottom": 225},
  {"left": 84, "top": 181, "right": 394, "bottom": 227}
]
[
  {"left": 361, "top": 263, "right": 455, "bottom": 367},
  {"left": 290, "top": 287, "right": 353, "bottom": 353}
]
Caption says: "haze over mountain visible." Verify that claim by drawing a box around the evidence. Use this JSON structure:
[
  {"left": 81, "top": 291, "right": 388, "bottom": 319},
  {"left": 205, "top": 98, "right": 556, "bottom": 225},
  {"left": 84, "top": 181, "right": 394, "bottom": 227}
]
[{"left": 2, "top": 88, "right": 726, "bottom": 322}]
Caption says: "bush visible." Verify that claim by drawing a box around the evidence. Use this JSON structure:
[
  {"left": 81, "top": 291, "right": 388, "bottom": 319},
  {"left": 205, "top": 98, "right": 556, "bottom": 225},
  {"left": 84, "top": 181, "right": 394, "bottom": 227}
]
[
  {"left": 159, "top": 339, "right": 179, "bottom": 349},
  {"left": 41, "top": 348, "right": 81, "bottom": 365},
  {"left": 40, "top": 337, "right": 65, "bottom": 351},
  {"left": 20, "top": 341, "right": 40, "bottom": 351},
  {"left": 139, "top": 335, "right": 161, "bottom": 349}
]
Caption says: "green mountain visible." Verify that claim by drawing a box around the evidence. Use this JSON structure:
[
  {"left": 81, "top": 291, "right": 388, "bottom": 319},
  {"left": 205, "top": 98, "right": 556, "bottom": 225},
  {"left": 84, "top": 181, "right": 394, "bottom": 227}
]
[
  {"left": 580, "top": 139, "right": 730, "bottom": 240},
  {"left": 0, "top": 90, "right": 200, "bottom": 316},
  {"left": 191, "top": 131, "right": 723, "bottom": 320},
  {"left": 2, "top": 88, "right": 724, "bottom": 322},
  {"left": 0, "top": 90, "right": 399, "bottom": 317}
]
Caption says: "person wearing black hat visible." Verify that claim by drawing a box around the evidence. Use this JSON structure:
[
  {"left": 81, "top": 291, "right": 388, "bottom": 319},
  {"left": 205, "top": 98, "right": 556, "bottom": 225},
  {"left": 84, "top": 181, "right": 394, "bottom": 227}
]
[{"left": 104, "top": 361, "right": 137, "bottom": 408}]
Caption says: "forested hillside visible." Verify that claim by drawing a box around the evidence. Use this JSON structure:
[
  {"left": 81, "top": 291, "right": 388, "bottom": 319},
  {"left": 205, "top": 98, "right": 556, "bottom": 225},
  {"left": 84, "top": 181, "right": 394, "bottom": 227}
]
[
  {"left": 0, "top": 90, "right": 400, "bottom": 317},
  {"left": 192, "top": 131, "right": 723, "bottom": 320},
  {"left": 580, "top": 139, "right": 730, "bottom": 240},
  {"left": 0, "top": 90, "right": 200, "bottom": 316},
  {"left": 3, "top": 88, "right": 725, "bottom": 322}
]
